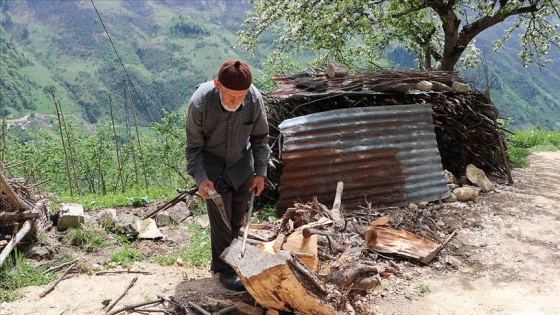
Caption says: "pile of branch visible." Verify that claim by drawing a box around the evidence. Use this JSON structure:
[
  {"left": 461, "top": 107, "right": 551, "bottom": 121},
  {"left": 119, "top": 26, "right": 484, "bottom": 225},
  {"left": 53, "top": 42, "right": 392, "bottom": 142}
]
[
  {"left": 261, "top": 69, "right": 509, "bottom": 204},
  {"left": 0, "top": 166, "right": 48, "bottom": 267},
  {"left": 222, "top": 182, "right": 450, "bottom": 314}
]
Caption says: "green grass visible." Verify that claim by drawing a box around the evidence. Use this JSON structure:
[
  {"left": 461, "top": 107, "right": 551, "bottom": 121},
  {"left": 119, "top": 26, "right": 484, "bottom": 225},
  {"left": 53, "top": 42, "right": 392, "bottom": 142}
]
[
  {"left": 507, "top": 128, "right": 560, "bottom": 167},
  {"left": 0, "top": 251, "right": 57, "bottom": 302},
  {"left": 64, "top": 223, "right": 109, "bottom": 252},
  {"left": 414, "top": 284, "right": 431, "bottom": 295},
  {"left": 152, "top": 227, "right": 211, "bottom": 267},
  {"left": 107, "top": 244, "right": 142, "bottom": 269},
  {"left": 58, "top": 186, "right": 177, "bottom": 211}
]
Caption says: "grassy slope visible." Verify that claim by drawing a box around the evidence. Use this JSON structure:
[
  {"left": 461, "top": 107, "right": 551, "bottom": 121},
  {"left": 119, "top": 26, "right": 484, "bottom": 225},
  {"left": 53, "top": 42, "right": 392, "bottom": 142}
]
[{"left": 2, "top": 1, "right": 559, "bottom": 130}]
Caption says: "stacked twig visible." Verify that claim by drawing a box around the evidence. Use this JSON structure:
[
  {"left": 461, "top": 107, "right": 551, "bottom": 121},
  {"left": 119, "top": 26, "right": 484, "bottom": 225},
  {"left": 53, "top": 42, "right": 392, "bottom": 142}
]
[{"left": 262, "top": 70, "right": 508, "bottom": 204}]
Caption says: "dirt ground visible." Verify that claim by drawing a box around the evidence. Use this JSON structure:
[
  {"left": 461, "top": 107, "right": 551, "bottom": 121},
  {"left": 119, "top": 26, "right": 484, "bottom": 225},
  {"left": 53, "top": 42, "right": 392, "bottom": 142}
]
[{"left": 1, "top": 151, "right": 559, "bottom": 315}]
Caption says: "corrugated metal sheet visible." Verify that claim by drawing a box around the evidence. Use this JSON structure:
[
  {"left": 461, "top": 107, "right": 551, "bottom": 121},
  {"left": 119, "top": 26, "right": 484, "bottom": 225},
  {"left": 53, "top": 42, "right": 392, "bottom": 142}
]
[{"left": 277, "top": 104, "right": 450, "bottom": 213}]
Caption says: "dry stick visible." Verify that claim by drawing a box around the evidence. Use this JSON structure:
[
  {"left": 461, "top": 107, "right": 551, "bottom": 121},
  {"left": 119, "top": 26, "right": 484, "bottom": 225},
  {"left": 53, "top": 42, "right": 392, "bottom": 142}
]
[
  {"left": 105, "top": 297, "right": 165, "bottom": 315},
  {"left": 1, "top": 116, "right": 6, "bottom": 163},
  {"left": 213, "top": 304, "right": 238, "bottom": 315},
  {"left": 104, "top": 275, "right": 138, "bottom": 313},
  {"left": 123, "top": 80, "right": 140, "bottom": 187},
  {"left": 125, "top": 81, "right": 149, "bottom": 190},
  {"left": 39, "top": 263, "right": 75, "bottom": 298},
  {"left": 42, "top": 258, "right": 80, "bottom": 275},
  {"left": 51, "top": 91, "right": 74, "bottom": 196},
  {"left": 95, "top": 270, "right": 153, "bottom": 276},
  {"left": 0, "top": 220, "right": 32, "bottom": 267},
  {"left": 109, "top": 94, "right": 125, "bottom": 193},
  {"left": 287, "top": 255, "right": 328, "bottom": 294},
  {"left": 58, "top": 99, "right": 82, "bottom": 195}
]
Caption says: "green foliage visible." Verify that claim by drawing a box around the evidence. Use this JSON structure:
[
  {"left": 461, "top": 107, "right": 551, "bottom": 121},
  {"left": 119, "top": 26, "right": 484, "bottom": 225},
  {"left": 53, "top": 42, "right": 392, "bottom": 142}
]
[
  {"left": 258, "top": 205, "right": 278, "bottom": 222},
  {"left": 107, "top": 244, "right": 142, "bottom": 268},
  {"left": 0, "top": 251, "right": 56, "bottom": 302},
  {"left": 152, "top": 227, "right": 211, "bottom": 267},
  {"left": 240, "top": 1, "right": 560, "bottom": 71},
  {"left": 64, "top": 223, "right": 109, "bottom": 252},
  {"left": 4, "top": 112, "right": 190, "bottom": 200},
  {"left": 414, "top": 284, "right": 431, "bottom": 295},
  {"left": 507, "top": 128, "right": 560, "bottom": 167}
]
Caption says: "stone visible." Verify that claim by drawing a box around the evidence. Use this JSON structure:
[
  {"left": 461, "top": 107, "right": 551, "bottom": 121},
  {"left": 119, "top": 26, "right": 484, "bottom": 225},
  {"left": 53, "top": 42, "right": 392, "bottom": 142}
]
[
  {"left": 417, "top": 80, "right": 433, "bottom": 92},
  {"left": 466, "top": 164, "right": 495, "bottom": 192},
  {"left": 155, "top": 211, "right": 174, "bottom": 227},
  {"left": 444, "top": 170, "right": 457, "bottom": 184},
  {"left": 407, "top": 203, "right": 418, "bottom": 212},
  {"left": 169, "top": 201, "right": 194, "bottom": 223},
  {"left": 138, "top": 218, "right": 164, "bottom": 240},
  {"left": 444, "top": 193, "right": 458, "bottom": 203},
  {"left": 97, "top": 208, "right": 118, "bottom": 229},
  {"left": 418, "top": 201, "right": 429, "bottom": 209},
  {"left": 57, "top": 203, "right": 85, "bottom": 231},
  {"left": 194, "top": 214, "right": 210, "bottom": 229},
  {"left": 453, "top": 187, "right": 479, "bottom": 202},
  {"left": 115, "top": 213, "right": 141, "bottom": 236},
  {"left": 443, "top": 255, "right": 462, "bottom": 269},
  {"left": 452, "top": 81, "right": 469, "bottom": 93}
]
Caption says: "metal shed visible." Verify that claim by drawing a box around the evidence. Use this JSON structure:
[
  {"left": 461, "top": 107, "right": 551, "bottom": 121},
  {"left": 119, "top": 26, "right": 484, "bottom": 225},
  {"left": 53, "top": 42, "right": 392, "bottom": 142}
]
[{"left": 277, "top": 103, "right": 450, "bottom": 213}]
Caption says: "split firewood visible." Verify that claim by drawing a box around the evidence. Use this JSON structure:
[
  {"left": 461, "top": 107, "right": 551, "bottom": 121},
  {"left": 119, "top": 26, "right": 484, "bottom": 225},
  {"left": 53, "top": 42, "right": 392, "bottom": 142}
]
[
  {"left": 257, "top": 233, "right": 285, "bottom": 255},
  {"left": 221, "top": 238, "right": 337, "bottom": 315},
  {"left": 364, "top": 221, "right": 441, "bottom": 264},
  {"left": 281, "top": 229, "right": 319, "bottom": 271}
]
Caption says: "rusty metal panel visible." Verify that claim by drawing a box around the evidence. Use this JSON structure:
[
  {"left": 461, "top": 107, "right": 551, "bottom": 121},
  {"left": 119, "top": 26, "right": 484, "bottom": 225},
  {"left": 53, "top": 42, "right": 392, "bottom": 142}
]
[{"left": 277, "top": 104, "right": 450, "bottom": 213}]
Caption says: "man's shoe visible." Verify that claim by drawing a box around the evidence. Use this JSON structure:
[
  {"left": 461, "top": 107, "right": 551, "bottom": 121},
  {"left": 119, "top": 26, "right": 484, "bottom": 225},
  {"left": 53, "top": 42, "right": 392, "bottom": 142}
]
[{"left": 219, "top": 270, "right": 245, "bottom": 291}]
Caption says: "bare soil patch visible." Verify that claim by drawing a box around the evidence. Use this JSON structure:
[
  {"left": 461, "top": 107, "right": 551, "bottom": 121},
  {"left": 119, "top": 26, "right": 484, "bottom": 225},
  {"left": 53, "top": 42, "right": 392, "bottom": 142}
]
[{"left": 2, "top": 151, "right": 560, "bottom": 315}]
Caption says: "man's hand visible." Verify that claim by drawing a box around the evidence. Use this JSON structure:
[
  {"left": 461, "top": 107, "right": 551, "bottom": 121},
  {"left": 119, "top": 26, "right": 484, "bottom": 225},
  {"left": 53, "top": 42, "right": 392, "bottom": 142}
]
[
  {"left": 198, "top": 179, "right": 216, "bottom": 199},
  {"left": 250, "top": 175, "right": 265, "bottom": 196}
]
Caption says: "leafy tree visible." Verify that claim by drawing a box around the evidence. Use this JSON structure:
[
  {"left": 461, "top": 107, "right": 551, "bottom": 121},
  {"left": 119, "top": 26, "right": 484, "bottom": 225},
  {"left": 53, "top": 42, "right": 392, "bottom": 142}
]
[{"left": 239, "top": 0, "right": 560, "bottom": 70}]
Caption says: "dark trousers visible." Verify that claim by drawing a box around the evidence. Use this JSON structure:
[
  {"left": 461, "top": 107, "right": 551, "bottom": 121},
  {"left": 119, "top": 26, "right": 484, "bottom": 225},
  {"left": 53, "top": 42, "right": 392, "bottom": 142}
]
[{"left": 206, "top": 173, "right": 254, "bottom": 273}]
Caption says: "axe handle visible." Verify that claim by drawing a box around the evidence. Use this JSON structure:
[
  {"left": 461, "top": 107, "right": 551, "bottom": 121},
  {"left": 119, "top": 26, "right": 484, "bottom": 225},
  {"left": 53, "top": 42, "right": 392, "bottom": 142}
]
[{"left": 240, "top": 190, "right": 256, "bottom": 258}]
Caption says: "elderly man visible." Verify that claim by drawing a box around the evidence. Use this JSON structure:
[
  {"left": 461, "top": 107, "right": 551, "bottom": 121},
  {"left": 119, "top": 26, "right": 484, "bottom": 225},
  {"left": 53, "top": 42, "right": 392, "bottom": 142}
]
[{"left": 185, "top": 60, "right": 270, "bottom": 291}]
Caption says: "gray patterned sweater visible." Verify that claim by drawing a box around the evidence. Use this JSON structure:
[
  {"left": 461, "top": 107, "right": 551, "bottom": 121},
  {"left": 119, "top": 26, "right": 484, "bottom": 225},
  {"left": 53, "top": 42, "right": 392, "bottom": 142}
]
[{"left": 185, "top": 81, "right": 270, "bottom": 190}]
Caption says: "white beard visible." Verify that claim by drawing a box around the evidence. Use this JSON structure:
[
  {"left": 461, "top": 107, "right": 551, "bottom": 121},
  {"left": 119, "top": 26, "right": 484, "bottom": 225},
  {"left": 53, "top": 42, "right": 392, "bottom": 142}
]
[{"left": 219, "top": 94, "right": 241, "bottom": 112}]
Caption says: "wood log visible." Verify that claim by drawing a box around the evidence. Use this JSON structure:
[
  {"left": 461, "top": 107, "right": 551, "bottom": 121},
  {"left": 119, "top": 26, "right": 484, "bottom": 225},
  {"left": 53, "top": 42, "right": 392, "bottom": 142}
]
[
  {"left": 0, "top": 220, "right": 31, "bottom": 267},
  {"left": 0, "top": 170, "right": 28, "bottom": 210},
  {"left": 0, "top": 209, "right": 40, "bottom": 223},
  {"left": 221, "top": 238, "right": 336, "bottom": 315},
  {"left": 281, "top": 230, "right": 318, "bottom": 271},
  {"left": 364, "top": 225, "right": 441, "bottom": 264}
]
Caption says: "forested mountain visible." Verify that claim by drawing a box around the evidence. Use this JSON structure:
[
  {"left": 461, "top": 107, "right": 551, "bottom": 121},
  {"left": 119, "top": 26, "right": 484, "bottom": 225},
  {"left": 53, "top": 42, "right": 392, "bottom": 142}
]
[{"left": 1, "top": 0, "right": 559, "bottom": 130}]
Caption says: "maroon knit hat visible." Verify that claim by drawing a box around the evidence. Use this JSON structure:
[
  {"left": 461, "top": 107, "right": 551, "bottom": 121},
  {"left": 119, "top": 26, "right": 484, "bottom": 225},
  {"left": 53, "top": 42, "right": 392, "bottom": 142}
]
[{"left": 218, "top": 60, "right": 252, "bottom": 91}]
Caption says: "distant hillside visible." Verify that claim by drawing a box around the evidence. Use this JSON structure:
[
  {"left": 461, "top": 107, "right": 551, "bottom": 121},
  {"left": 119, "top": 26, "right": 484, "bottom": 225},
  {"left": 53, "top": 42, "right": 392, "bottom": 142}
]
[{"left": 1, "top": 0, "right": 559, "bottom": 130}]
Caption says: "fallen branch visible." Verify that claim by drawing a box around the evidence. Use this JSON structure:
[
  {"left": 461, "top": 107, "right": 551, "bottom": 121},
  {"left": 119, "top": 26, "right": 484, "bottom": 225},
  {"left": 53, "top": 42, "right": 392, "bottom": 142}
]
[
  {"left": 95, "top": 270, "right": 153, "bottom": 276},
  {"left": 214, "top": 304, "right": 238, "bottom": 315},
  {"left": 105, "top": 276, "right": 138, "bottom": 313},
  {"left": 0, "top": 220, "right": 32, "bottom": 268},
  {"left": 39, "top": 263, "right": 75, "bottom": 298},
  {"left": 105, "top": 297, "right": 165, "bottom": 315},
  {"left": 42, "top": 258, "right": 79, "bottom": 275}
]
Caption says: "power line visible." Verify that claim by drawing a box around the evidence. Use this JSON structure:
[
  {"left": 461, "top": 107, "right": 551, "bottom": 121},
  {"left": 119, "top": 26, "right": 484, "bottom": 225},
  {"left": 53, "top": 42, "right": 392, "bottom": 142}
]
[{"left": 89, "top": 0, "right": 154, "bottom": 122}]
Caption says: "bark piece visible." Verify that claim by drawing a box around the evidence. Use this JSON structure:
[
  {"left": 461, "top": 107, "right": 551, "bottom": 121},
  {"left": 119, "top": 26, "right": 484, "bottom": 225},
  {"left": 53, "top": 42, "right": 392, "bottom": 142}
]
[
  {"left": 364, "top": 225, "right": 441, "bottom": 264},
  {"left": 326, "top": 61, "right": 349, "bottom": 78},
  {"left": 221, "top": 238, "right": 336, "bottom": 315}
]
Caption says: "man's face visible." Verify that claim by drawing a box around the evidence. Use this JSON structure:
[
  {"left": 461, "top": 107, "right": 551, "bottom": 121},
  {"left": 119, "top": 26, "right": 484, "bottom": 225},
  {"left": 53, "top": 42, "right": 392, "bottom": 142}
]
[{"left": 214, "top": 79, "right": 248, "bottom": 112}]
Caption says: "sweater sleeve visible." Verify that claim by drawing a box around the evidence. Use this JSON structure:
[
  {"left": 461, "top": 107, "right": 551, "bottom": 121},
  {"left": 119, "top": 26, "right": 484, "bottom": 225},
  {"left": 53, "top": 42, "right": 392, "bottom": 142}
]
[
  {"left": 249, "top": 88, "right": 271, "bottom": 177},
  {"left": 185, "top": 96, "right": 208, "bottom": 185}
]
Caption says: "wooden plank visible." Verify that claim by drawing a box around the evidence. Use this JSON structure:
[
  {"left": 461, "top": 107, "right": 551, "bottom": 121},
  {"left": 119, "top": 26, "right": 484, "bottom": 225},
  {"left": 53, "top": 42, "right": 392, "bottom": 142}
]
[
  {"left": 221, "top": 239, "right": 336, "bottom": 315},
  {"left": 364, "top": 225, "right": 441, "bottom": 264}
]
